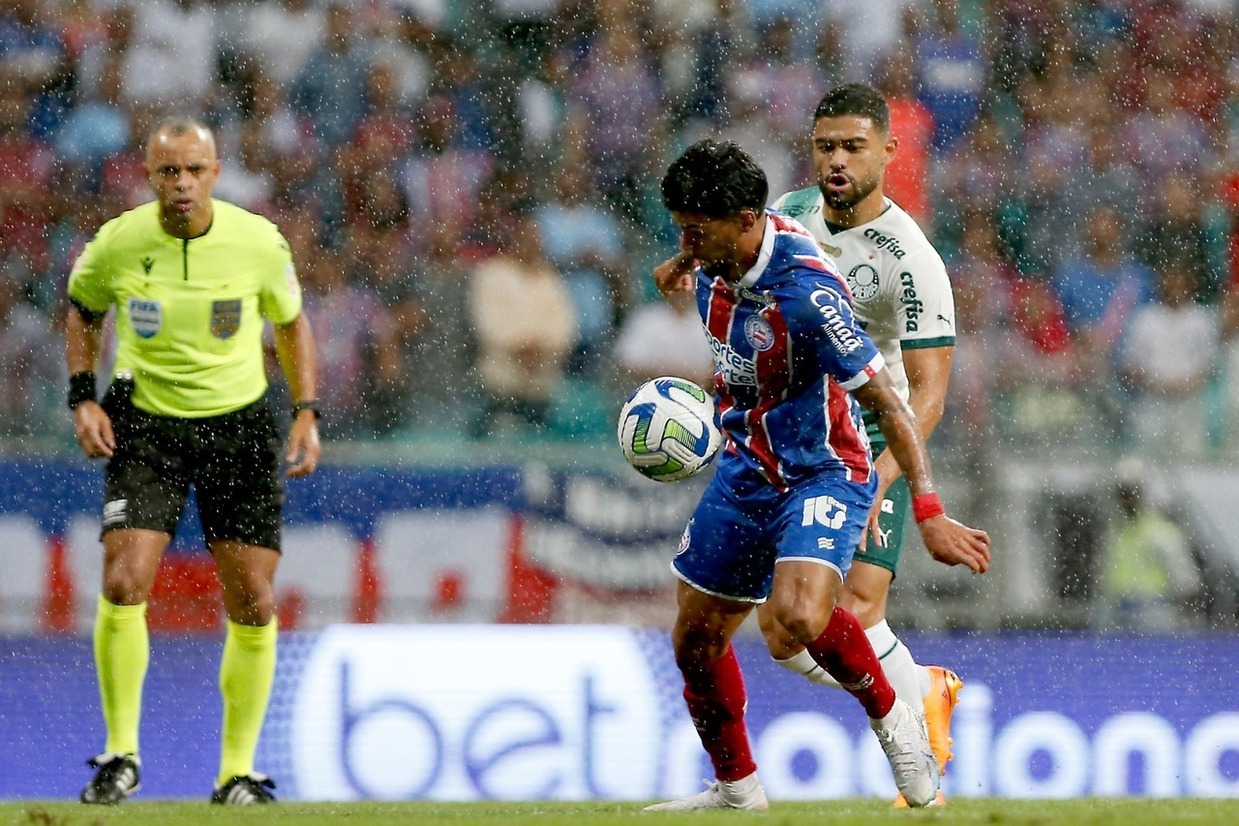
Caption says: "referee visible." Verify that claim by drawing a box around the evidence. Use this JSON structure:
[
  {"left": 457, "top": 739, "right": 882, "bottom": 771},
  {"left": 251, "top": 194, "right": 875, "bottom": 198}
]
[{"left": 65, "top": 117, "right": 320, "bottom": 805}]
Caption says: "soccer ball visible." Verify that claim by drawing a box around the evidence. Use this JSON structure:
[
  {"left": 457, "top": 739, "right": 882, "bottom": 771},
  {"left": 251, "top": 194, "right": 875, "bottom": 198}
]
[{"left": 617, "top": 376, "right": 722, "bottom": 482}]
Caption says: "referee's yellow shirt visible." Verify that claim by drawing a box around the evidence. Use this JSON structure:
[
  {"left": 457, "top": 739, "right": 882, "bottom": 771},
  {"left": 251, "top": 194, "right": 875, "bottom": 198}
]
[{"left": 68, "top": 199, "right": 302, "bottom": 418}]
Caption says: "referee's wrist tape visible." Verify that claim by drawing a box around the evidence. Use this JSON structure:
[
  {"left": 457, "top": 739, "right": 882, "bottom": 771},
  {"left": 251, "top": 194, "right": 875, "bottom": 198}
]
[
  {"left": 912, "top": 492, "right": 945, "bottom": 524},
  {"left": 292, "top": 400, "right": 321, "bottom": 420},
  {"left": 68, "top": 371, "right": 97, "bottom": 409}
]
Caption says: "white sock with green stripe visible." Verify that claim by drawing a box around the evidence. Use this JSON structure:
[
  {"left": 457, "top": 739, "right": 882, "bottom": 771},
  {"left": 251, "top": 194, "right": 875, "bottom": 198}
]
[
  {"left": 774, "top": 619, "right": 926, "bottom": 706},
  {"left": 863, "top": 619, "right": 924, "bottom": 706}
]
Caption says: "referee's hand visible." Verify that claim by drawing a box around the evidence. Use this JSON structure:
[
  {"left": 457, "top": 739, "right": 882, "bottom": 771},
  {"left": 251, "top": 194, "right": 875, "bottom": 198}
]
[
  {"left": 72, "top": 401, "right": 115, "bottom": 459},
  {"left": 285, "top": 413, "right": 320, "bottom": 477}
]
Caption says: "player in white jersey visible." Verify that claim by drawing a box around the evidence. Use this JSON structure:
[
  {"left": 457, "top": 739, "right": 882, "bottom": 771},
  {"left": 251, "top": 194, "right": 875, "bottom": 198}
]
[{"left": 766, "top": 83, "right": 963, "bottom": 807}]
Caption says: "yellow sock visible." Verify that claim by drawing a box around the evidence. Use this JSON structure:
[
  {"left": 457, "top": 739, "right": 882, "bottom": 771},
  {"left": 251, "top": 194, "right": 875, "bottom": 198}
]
[
  {"left": 94, "top": 596, "right": 149, "bottom": 757},
  {"left": 217, "top": 618, "right": 277, "bottom": 786}
]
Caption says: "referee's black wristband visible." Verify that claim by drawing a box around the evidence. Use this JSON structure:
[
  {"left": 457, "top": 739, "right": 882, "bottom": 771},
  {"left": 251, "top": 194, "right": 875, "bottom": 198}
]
[
  {"left": 292, "top": 400, "right": 321, "bottom": 420},
  {"left": 68, "top": 371, "right": 97, "bottom": 409}
]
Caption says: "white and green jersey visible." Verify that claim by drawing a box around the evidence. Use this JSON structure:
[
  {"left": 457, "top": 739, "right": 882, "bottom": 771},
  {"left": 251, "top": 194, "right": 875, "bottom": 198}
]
[
  {"left": 68, "top": 199, "right": 301, "bottom": 418},
  {"left": 770, "top": 186, "right": 954, "bottom": 422}
]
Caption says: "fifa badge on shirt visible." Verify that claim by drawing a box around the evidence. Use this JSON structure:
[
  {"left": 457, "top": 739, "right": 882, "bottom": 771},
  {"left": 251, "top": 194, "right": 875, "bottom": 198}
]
[{"left": 127, "top": 298, "right": 162, "bottom": 338}]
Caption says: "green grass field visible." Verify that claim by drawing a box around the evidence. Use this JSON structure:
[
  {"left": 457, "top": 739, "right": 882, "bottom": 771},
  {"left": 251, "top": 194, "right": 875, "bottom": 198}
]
[{"left": 4, "top": 799, "right": 1237, "bottom": 826}]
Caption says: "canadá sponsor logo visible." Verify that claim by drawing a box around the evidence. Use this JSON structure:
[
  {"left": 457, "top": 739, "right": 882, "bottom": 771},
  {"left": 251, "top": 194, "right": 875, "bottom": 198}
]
[
  {"left": 899, "top": 271, "right": 923, "bottom": 333},
  {"left": 744, "top": 314, "right": 776, "bottom": 352},
  {"left": 863, "top": 227, "right": 906, "bottom": 259},
  {"left": 809, "top": 284, "right": 864, "bottom": 354},
  {"left": 846, "top": 264, "right": 880, "bottom": 302},
  {"left": 710, "top": 337, "right": 758, "bottom": 386},
  {"left": 127, "top": 298, "right": 162, "bottom": 338}
]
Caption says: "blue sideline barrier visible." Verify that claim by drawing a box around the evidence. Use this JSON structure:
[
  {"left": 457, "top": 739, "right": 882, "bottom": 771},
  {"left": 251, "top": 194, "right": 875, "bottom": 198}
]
[{"left": 3, "top": 628, "right": 1237, "bottom": 801}]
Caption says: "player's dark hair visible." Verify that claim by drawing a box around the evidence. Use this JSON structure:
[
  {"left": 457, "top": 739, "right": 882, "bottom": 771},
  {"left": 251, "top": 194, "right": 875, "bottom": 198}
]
[
  {"left": 661, "top": 139, "right": 768, "bottom": 217},
  {"left": 813, "top": 83, "right": 891, "bottom": 134}
]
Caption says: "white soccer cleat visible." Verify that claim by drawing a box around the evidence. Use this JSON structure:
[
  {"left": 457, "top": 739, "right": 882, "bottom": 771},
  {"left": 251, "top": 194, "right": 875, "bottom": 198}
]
[
  {"left": 643, "top": 772, "right": 769, "bottom": 811},
  {"left": 871, "top": 697, "right": 941, "bottom": 808}
]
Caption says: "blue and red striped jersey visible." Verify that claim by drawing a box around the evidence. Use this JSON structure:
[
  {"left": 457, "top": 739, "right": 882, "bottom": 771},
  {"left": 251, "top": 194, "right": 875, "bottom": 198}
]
[{"left": 697, "top": 211, "right": 885, "bottom": 491}]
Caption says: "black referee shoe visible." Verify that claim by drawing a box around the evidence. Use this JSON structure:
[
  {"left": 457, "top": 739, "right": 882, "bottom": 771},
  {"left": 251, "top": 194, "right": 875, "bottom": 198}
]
[
  {"left": 81, "top": 753, "right": 141, "bottom": 804},
  {"left": 211, "top": 773, "right": 277, "bottom": 805}
]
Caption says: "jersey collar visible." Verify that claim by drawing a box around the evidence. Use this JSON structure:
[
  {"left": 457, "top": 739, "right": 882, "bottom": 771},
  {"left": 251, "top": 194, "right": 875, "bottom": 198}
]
[{"left": 736, "top": 213, "right": 776, "bottom": 289}]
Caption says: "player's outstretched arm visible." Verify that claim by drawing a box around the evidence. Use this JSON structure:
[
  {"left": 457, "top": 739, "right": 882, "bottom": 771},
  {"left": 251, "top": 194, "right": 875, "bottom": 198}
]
[{"left": 852, "top": 370, "right": 991, "bottom": 573}]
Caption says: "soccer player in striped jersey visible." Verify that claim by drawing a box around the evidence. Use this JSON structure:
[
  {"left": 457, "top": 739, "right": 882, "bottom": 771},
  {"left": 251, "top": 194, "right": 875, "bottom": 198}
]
[
  {"left": 643, "top": 139, "right": 989, "bottom": 812},
  {"left": 768, "top": 82, "right": 967, "bottom": 807}
]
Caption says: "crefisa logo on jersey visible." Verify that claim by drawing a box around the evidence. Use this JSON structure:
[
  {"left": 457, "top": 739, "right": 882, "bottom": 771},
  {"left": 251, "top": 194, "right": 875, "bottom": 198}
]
[
  {"left": 743, "top": 314, "right": 776, "bottom": 352},
  {"left": 846, "top": 264, "right": 880, "bottom": 301}
]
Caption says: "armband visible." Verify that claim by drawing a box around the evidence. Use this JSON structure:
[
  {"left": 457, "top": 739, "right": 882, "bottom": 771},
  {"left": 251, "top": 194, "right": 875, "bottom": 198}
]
[
  {"left": 912, "top": 493, "right": 945, "bottom": 524},
  {"left": 68, "top": 371, "right": 97, "bottom": 410},
  {"left": 292, "top": 400, "right": 321, "bottom": 420}
]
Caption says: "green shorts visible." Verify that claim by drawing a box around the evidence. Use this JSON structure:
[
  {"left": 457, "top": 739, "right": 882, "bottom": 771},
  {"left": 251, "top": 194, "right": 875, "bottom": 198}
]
[
  {"left": 851, "top": 439, "right": 911, "bottom": 574},
  {"left": 101, "top": 381, "right": 284, "bottom": 551}
]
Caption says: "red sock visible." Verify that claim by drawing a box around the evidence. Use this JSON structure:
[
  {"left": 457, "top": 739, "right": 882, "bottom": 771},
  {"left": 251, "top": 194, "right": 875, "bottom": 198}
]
[
  {"left": 805, "top": 605, "right": 896, "bottom": 719},
  {"left": 680, "top": 645, "right": 756, "bottom": 782}
]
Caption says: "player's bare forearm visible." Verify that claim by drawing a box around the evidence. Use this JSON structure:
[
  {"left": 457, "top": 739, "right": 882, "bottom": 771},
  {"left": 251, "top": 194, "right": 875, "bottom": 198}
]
[
  {"left": 65, "top": 304, "right": 114, "bottom": 459},
  {"left": 274, "top": 313, "right": 321, "bottom": 477},
  {"left": 64, "top": 303, "right": 103, "bottom": 376},
  {"left": 274, "top": 313, "right": 318, "bottom": 404},
  {"left": 874, "top": 344, "right": 953, "bottom": 487},
  {"left": 852, "top": 374, "right": 934, "bottom": 497}
]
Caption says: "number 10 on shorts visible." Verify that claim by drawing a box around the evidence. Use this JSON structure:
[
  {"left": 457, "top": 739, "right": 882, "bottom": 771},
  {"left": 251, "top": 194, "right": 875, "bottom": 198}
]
[{"left": 802, "top": 495, "right": 847, "bottom": 529}]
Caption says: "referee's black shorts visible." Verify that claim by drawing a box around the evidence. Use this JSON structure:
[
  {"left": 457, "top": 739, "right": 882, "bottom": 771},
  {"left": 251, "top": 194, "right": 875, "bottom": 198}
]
[{"left": 100, "top": 389, "right": 284, "bottom": 552}]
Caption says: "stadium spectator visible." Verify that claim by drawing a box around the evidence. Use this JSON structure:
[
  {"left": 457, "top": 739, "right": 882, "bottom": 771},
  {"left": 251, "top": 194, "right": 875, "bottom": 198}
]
[
  {"left": 612, "top": 289, "right": 714, "bottom": 391},
  {"left": 875, "top": 43, "right": 935, "bottom": 226},
  {"left": 0, "top": 74, "right": 54, "bottom": 271},
  {"left": 912, "top": 0, "right": 985, "bottom": 151},
  {"left": 468, "top": 202, "right": 577, "bottom": 437},
  {"left": 299, "top": 242, "right": 403, "bottom": 439},
  {"left": 289, "top": 0, "right": 373, "bottom": 149},
  {"left": 535, "top": 163, "right": 631, "bottom": 377},
  {"left": 239, "top": 0, "right": 324, "bottom": 88},
  {"left": 0, "top": 254, "right": 60, "bottom": 439},
  {"left": 54, "top": 53, "right": 130, "bottom": 187},
  {"left": 399, "top": 223, "right": 478, "bottom": 432},
  {"left": 0, "top": 0, "right": 70, "bottom": 139},
  {"left": 1118, "top": 251, "right": 1220, "bottom": 460},
  {"left": 1050, "top": 204, "right": 1156, "bottom": 387},
  {"left": 569, "top": 20, "right": 663, "bottom": 225},
  {"left": 401, "top": 93, "right": 494, "bottom": 244},
  {"left": 119, "top": 0, "right": 218, "bottom": 110}
]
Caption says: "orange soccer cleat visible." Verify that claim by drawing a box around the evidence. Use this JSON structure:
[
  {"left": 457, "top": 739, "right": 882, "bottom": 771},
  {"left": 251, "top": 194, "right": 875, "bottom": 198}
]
[{"left": 892, "top": 666, "right": 962, "bottom": 809}]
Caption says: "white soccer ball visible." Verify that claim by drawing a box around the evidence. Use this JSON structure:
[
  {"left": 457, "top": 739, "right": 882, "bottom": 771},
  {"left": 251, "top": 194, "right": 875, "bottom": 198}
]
[{"left": 617, "top": 376, "right": 722, "bottom": 482}]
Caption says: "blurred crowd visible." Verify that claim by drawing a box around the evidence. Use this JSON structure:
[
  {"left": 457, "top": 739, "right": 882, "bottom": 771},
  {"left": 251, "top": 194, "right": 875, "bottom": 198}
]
[{"left": 4, "top": 0, "right": 1239, "bottom": 467}]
